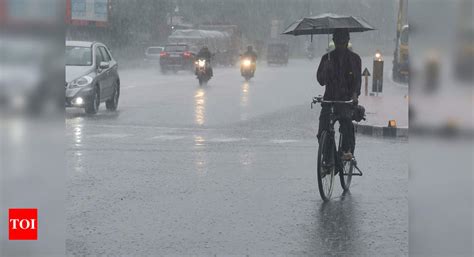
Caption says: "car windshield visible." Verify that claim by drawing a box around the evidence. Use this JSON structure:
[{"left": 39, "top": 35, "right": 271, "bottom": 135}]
[
  {"left": 66, "top": 46, "right": 92, "bottom": 66},
  {"left": 147, "top": 47, "right": 163, "bottom": 54},
  {"left": 165, "top": 45, "right": 187, "bottom": 52}
]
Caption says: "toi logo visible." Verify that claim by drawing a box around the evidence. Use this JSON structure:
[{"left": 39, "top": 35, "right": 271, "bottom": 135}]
[{"left": 9, "top": 209, "right": 38, "bottom": 240}]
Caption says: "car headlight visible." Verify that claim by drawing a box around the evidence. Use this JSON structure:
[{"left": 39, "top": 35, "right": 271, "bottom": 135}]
[
  {"left": 242, "top": 59, "right": 252, "bottom": 67},
  {"left": 69, "top": 75, "right": 93, "bottom": 88}
]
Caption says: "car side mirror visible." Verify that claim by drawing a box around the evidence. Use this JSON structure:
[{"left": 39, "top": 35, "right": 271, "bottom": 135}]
[{"left": 99, "top": 61, "right": 110, "bottom": 70}]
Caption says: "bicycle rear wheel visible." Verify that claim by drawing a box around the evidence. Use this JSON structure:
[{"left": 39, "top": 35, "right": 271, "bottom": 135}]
[
  {"left": 339, "top": 159, "right": 354, "bottom": 191},
  {"left": 317, "top": 131, "right": 335, "bottom": 201}
]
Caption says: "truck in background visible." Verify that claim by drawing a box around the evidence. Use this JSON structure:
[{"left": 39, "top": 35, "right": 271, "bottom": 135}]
[{"left": 198, "top": 24, "right": 242, "bottom": 66}]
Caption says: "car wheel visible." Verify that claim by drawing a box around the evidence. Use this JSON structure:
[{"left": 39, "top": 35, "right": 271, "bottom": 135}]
[
  {"left": 106, "top": 82, "right": 119, "bottom": 111},
  {"left": 85, "top": 87, "right": 100, "bottom": 114}
]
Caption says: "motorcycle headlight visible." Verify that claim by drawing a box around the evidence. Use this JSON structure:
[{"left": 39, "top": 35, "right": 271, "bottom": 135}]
[
  {"left": 198, "top": 60, "right": 206, "bottom": 67},
  {"left": 69, "top": 75, "right": 93, "bottom": 88},
  {"left": 243, "top": 59, "right": 252, "bottom": 67}
]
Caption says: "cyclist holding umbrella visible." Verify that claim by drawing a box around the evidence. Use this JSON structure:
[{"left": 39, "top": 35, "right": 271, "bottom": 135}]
[{"left": 283, "top": 13, "right": 374, "bottom": 200}]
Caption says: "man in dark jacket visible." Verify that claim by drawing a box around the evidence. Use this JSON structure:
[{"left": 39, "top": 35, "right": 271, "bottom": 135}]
[
  {"left": 197, "top": 46, "right": 212, "bottom": 61},
  {"left": 316, "top": 29, "right": 361, "bottom": 160},
  {"left": 242, "top": 46, "right": 258, "bottom": 62}
]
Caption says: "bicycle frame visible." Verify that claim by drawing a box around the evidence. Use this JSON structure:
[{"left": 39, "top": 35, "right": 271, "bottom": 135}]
[
  {"left": 312, "top": 96, "right": 363, "bottom": 177},
  {"left": 324, "top": 104, "right": 340, "bottom": 172}
]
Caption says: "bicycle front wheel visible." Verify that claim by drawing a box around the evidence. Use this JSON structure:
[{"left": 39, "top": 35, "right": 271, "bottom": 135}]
[{"left": 317, "top": 131, "right": 335, "bottom": 201}]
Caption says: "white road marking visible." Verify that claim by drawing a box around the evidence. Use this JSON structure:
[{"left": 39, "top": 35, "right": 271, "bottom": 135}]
[
  {"left": 151, "top": 135, "right": 185, "bottom": 141},
  {"left": 89, "top": 134, "right": 131, "bottom": 139},
  {"left": 208, "top": 137, "right": 247, "bottom": 143},
  {"left": 270, "top": 139, "right": 300, "bottom": 144}
]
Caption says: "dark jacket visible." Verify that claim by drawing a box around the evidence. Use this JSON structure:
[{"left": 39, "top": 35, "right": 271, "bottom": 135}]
[
  {"left": 242, "top": 50, "right": 257, "bottom": 62},
  {"left": 197, "top": 48, "right": 212, "bottom": 62},
  {"left": 317, "top": 49, "right": 361, "bottom": 101}
]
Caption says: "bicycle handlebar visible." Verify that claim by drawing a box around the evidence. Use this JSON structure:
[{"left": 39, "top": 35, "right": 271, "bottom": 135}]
[
  {"left": 318, "top": 99, "right": 354, "bottom": 104},
  {"left": 311, "top": 96, "right": 353, "bottom": 108}
]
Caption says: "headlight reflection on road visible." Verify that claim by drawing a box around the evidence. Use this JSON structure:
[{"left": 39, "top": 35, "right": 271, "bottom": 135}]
[
  {"left": 72, "top": 120, "right": 83, "bottom": 147},
  {"left": 240, "top": 82, "right": 250, "bottom": 121},
  {"left": 194, "top": 135, "right": 206, "bottom": 147},
  {"left": 194, "top": 88, "right": 206, "bottom": 126},
  {"left": 193, "top": 135, "right": 207, "bottom": 176}
]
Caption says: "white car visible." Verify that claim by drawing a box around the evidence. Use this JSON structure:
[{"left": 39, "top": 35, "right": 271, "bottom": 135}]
[{"left": 144, "top": 46, "right": 165, "bottom": 64}]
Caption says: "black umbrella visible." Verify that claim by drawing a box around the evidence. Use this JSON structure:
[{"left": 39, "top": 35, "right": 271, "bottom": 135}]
[
  {"left": 283, "top": 13, "right": 375, "bottom": 60},
  {"left": 283, "top": 13, "right": 375, "bottom": 36}
]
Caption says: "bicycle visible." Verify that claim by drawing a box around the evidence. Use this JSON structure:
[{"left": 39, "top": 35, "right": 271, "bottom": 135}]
[{"left": 311, "top": 95, "right": 363, "bottom": 201}]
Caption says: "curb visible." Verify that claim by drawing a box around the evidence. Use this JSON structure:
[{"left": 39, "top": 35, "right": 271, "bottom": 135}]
[{"left": 353, "top": 122, "right": 408, "bottom": 138}]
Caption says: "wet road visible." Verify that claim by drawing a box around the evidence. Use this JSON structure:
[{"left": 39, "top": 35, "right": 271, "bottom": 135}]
[{"left": 66, "top": 60, "right": 407, "bottom": 256}]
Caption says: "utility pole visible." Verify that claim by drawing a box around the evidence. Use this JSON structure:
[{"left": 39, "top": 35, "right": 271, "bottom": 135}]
[{"left": 362, "top": 68, "right": 371, "bottom": 96}]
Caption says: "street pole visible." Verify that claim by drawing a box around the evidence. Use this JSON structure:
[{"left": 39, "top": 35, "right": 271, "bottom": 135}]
[
  {"left": 362, "top": 67, "right": 371, "bottom": 96},
  {"left": 372, "top": 50, "right": 384, "bottom": 96},
  {"left": 365, "top": 75, "right": 368, "bottom": 96}
]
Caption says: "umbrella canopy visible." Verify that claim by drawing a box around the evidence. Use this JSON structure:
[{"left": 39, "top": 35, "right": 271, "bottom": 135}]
[{"left": 283, "top": 13, "right": 375, "bottom": 36}]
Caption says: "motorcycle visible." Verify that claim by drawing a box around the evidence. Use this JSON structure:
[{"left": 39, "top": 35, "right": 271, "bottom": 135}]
[
  {"left": 195, "top": 59, "right": 212, "bottom": 86},
  {"left": 240, "top": 57, "right": 256, "bottom": 81}
]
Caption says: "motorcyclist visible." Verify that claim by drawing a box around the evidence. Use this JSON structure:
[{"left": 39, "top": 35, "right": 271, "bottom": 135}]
[
  {"left": 316, "top": 29, "right": 362, "bottom": 161},
  {"left": 196, "top": 46, "right": 213, "bottom": 76},
  {"left": 242, "top": 45, "right": 257, "bottom": 62},
  {"left": 241, "top": 46, "right": 258, "bottom": 76}
]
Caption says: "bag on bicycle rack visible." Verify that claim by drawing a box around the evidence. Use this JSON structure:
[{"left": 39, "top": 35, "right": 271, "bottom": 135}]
[{"left": 352, "top": 105, "right": 366, "bottom": 122}]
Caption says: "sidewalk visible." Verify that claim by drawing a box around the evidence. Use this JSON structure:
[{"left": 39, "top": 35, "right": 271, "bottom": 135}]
[{"left": 354, "top": 56, "right": 409, "bottom": 138}]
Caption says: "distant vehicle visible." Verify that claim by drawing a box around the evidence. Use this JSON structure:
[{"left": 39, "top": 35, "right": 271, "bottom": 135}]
[
  {"left": 159, "top": 43, "right": 196, "bottom": 73},
  {"left": 168, "top": 29, "right": 234, "bottom": 67},
  {"left": 267, "top": 42, "right": 289, "bottom": 65},
  {"left": 0, "top": 37, "right": 60, "bottom": 114},
  {"left": 240, "top": 57, "right": 256, "bottom": 81},
  {"left": 144, "top": 46, "right": 164, "bottom": 65},
  {"left": 306, "top": 43, "right": 315, "bottom": 60},
  {"left": 65, "top": 41, "right": 120, "bottom": 114}
]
